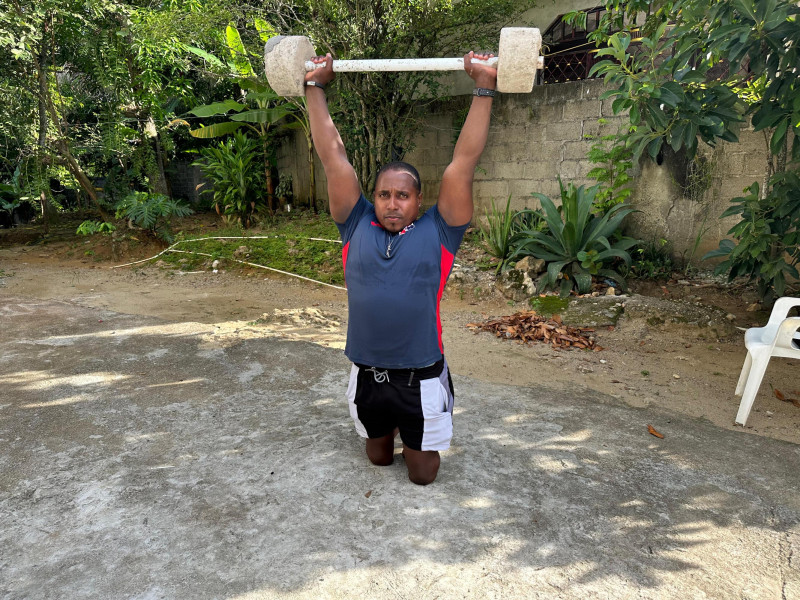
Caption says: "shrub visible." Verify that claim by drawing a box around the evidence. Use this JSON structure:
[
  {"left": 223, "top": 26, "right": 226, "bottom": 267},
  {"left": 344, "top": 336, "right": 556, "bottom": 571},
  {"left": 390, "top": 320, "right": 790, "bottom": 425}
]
[
  {"left": 115, "top": 192, "right": 193, "bottom": 243},
  {"left": 510, "top": 179, "right": 638, "bottom": 297},
  {"left": 194, "top": 131, "right": 265, "bottom": 227},
  {"left": 482, "top": 196, "right": 547, "bottom": 273},
  {"left": 76, "top": 220, "right": 116, "bottom": 235}
]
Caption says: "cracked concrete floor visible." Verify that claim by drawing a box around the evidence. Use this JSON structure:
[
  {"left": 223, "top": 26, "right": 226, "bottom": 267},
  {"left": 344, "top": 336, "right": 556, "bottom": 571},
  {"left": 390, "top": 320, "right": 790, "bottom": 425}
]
[{"left": 1, "top": 295, "right": 800, "bottom": 599}]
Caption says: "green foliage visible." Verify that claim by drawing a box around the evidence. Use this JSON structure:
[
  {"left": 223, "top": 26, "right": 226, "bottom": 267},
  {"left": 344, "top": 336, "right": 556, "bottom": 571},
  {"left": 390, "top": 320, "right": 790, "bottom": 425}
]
[
  {"left": 586, "top": 128, "right": 634, "bottom": 212},
  {"left": 76, "top": 220, "right": 116, "bottom": 235},
  {"left": 622, "top": 239, "right": 676, "bottom": 281},
  {"left": 115, "top": 191, "right": 193, "bottom": 242},
  {"left": 481, "top": 196, "right": 516, "bottom": 273},
  {"left": 510, "top": 180, "right": 638, "bottom": 298},
  {"left": 481, "top": 196, "right": 547, "bottom": 273},
  {"left": 703, "top": 173, "right": 800, "bottom": 301},
  {"left": 194, "top": 131, "right": 265, "bottom": 227},
  {"left": 566, "top": 0, "right": 800, "bottom": 301},
  {"left": 275, "top": 173, "right": 293, "bottom": 200}
]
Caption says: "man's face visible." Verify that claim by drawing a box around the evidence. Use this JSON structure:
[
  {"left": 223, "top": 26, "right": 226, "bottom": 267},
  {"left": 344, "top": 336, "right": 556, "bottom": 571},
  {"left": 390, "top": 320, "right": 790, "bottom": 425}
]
[{"left": 373, "top": 170, "right": 422, "bottom": 233}]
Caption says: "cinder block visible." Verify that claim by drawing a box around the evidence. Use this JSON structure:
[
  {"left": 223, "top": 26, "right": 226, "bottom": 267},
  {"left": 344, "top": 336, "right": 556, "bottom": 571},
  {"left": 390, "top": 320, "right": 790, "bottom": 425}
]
[
  {"left": 527, "top": 141, "right": 564, "bottom": 162},
  {"left": 524, "top": 160, "right": 559, "bottom": 180},
  {"left": 563, "top": 100, "right": 601, "bottom": 121},
  {"left": 546, "top": 121, "right": 582, "bottom": 141},
  {"left": 508, "top": 180, "right": 541, "bottom": 206},
  {"left": 474, "top": 180, "right": 510, "bottom": 202},
  {"left": 497, "top": 126, "right": 538, "bottom": 145},
  {"left": 546, "top": 81, "right": 584, "bottom": 105},
  {"left": 558, "top": 160, "right": 591, "bottom": 179},
  {"left": 527, "top": 102, "right": 563, "bottom": 123},
  {"left": 473, "top": 163, "right": 495, "bottom": 180},
  {"left": 494, "top": 161, "right": 527, "bottom": 180},
  {"left": 488, "top": 142, "right": 530, "bottom": 163},
  {"left": 563, "top": 141, "right": 591, "bottom": 160}
]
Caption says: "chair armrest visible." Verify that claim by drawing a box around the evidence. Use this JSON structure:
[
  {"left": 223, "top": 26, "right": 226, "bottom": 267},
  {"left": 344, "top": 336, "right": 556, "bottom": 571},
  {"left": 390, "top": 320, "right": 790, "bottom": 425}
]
[
  {"left": 774, "top": 316, "right": 800, "bottom": 350},
  {"left": 767, "top": 297, "right": 800, "bottom": 328}
]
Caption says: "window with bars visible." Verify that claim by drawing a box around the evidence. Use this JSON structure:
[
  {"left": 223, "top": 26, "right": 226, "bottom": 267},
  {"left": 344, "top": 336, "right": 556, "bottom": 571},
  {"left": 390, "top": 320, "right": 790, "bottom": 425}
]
[{"left": 541, "top": 7, "right": 607, "bottom": 84}]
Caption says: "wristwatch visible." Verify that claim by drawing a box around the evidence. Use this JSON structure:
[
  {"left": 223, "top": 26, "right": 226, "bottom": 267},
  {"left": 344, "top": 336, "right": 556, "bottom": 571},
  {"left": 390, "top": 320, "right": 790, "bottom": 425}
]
[{"left": 472, "top": 87, "right": 496, "bottom": 97}]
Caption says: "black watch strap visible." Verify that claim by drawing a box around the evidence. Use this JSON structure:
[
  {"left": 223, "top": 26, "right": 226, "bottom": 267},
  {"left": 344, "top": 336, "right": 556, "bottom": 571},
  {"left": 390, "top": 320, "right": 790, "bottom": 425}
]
[{"left": 472, "top": 87, "right": 496, "bottom": 97}]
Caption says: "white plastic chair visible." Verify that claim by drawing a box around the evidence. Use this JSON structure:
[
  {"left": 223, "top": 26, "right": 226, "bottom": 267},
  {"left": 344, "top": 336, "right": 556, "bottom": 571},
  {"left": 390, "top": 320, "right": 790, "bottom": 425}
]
[{"left": 734, "top": 296, "right": 800, "bottom": 425}]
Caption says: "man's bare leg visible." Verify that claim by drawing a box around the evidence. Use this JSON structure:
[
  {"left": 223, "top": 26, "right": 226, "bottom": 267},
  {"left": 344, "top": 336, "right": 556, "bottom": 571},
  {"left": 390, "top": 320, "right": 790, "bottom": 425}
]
[
  {"left": 402, "top": 446, "right": 441, "bottom": 485},
  {"left": 365, "top": 428, "right": 399, "bottom": 466}
]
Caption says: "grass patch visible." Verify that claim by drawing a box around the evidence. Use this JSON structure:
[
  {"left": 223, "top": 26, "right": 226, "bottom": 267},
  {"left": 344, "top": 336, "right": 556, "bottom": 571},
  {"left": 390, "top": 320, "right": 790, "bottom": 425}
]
[{"left": 160, "top": 212, "right": 344, "bottom": 285}]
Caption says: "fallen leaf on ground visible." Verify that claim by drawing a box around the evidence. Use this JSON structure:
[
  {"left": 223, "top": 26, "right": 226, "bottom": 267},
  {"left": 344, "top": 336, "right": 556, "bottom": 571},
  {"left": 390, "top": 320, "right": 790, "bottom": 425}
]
[
  {"left": 467, "top": 310, "right": 601, "bottom": 351},
  {"left": 647, "top": 424, "right": 664, "bottom": 439},
  {"left": 774, "top": 388, "right": 787, "bottom": 401},
  {"left": 364, "top": 490, "right": 372, "bottom": 498}
]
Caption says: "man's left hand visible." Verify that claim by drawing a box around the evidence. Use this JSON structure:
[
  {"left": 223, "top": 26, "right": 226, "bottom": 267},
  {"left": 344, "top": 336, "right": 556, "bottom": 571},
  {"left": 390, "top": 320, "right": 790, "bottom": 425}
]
[{"left": 464, "top": 51, "right": 497, "bottom": 90}]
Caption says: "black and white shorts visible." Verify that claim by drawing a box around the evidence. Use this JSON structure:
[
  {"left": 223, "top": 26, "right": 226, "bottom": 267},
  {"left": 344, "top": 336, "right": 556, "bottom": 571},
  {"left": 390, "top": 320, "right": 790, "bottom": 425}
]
[{"left": 346, "top": 358, "right": 455, "bottom": 452}]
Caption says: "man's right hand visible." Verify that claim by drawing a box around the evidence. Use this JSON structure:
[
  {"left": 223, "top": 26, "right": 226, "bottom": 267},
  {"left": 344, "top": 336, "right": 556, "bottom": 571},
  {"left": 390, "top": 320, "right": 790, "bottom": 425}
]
[{"left": 305, "top": 53, "right": 335, "bottom": 89}]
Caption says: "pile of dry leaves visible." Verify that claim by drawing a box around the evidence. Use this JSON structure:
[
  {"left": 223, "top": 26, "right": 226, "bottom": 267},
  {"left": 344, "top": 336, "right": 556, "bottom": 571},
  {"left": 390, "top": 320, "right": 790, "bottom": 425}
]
[{"left": 467, "top": 311, "right": 602, "bottom": 351}]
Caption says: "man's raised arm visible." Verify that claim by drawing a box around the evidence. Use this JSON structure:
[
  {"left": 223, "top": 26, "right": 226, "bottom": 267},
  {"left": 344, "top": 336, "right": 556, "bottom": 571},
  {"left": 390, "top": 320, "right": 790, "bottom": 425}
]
[
  {"left": 304, "top": 53, "right": 361, "bottom": 224},
  {"left": 437, "top": 51, "right": 498, "bottom": 227}
]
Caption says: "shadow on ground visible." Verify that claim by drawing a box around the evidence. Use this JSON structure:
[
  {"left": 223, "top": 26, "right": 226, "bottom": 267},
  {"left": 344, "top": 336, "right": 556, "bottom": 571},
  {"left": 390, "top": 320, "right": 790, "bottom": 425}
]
[{"left": 1, "top": 296, "right": 799, "bottom": 599}]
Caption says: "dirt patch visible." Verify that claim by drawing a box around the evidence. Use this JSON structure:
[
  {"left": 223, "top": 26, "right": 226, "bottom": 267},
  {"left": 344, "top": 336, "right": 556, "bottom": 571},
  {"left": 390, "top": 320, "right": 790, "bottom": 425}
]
[{"left": 2, "top": 219, "right": 799, "bottom": 445}]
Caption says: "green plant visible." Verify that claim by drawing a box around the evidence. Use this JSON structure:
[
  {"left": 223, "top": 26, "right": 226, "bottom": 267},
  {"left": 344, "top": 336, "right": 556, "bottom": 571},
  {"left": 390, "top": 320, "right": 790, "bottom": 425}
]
[
  {"left": 76, "top": 220, "right": 116, "bottom": 236},
  {"left": 567, "top": 0, "right": 800, "bottom": 302},
  {"left": 586, "top": 130, "right": 634, "bottom": 213},
  {"left": 115, "top": 192, "right": 193, "bottom": 243},
  {"left": 275, "top": 173, "right": 293, "bottom": 201},
  {"left": 704, "top": 173, "right": 800, "bottom": 302},
  {"left": 623, "top": 238, "right": 676, "bottom": 281},
  {"left": 194, "top": 131, "right": 265, "bottom": 227},
  {"left": 510, "top": 179, "right": 638, "bottom": 298},
  {"left": 481, "top": 195, "right": 516, "bottom": 273},
  {"left": 481, "top": 196, "right": 548, "bottom": 274}
]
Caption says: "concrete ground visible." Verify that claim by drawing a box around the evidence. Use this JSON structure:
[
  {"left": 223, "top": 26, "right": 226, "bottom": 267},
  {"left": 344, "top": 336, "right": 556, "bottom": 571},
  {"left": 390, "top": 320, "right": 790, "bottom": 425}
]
[{"left": 2, "top": 294, "right": 799, "bottom": 600}]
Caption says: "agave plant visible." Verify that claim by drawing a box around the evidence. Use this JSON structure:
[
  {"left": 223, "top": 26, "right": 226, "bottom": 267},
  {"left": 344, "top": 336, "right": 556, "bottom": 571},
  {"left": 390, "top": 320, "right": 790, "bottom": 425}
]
[{"left": 510, "top": 179, "right": 638, "bottom": 297}]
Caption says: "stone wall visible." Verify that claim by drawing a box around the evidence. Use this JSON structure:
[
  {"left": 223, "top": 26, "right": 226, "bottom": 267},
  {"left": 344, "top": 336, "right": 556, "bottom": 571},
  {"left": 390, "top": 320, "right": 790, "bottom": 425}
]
[{"left": 277, "top": 79, "right": 777, "bottom": 263}]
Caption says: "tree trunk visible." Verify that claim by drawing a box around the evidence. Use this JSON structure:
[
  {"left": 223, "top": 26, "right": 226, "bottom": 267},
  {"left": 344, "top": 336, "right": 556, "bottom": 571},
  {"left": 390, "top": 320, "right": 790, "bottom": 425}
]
[
  {"left": 32, "top": 38, "right": 107, "bottom": 220},
  {"left": 36, "top": 22, "right": 51, "bottom": 233},
  {"left": 144, "top": 115, "right": 169, "bottom": 196},
  {"left": 263, "top": 136, "right": 275, "bottom": 215},
  {"left": 306, "top": 130, "right": 317, "bottom": 213}
]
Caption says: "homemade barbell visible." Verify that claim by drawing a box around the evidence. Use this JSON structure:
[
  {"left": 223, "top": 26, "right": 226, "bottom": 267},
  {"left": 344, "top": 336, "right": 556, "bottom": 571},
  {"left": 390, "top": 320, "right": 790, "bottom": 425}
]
[{"left": 264, "top": 27, "right": 543, "bottom": 97}]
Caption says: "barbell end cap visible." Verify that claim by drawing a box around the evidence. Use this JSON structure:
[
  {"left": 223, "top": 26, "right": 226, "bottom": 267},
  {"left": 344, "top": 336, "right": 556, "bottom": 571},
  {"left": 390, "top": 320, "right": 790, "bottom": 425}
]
[
  {"left": 264, "top": 35, "right": 316, "bottom": 97},
  {"left": 496, "top": 27, "right": 542, "bottom": 93}
]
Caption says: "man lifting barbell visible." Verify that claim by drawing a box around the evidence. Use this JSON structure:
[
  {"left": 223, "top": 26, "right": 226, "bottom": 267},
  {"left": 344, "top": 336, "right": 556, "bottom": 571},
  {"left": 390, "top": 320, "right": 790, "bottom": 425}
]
[{"left": 285, "top": 31, "right": 541, "bottom": 485}]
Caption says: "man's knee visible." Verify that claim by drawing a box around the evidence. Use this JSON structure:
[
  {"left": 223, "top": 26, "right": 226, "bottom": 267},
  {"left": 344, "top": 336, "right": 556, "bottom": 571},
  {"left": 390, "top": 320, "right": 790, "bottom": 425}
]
[
  {"left": 404, "top": 447, "right": 440, "bottom": 485},
  {"left": 366, "top": 434, "right": 395, "bottom": 466},
  {"left": 408, "top": 468, "right": 438, "bottom": 485}
]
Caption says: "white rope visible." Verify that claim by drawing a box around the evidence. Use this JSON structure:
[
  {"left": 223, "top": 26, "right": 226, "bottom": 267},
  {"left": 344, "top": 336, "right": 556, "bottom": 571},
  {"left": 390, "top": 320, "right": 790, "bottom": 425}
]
[
  {"left": 164, "top": 249, "right": 347, "bottom": 291},
  {"left": 110, "top": 233, "right": 346, "bottom": 290}
]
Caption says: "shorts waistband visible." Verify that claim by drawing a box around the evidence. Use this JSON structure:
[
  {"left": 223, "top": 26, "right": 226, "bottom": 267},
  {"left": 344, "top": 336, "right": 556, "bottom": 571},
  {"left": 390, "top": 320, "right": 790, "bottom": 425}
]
[{"left": 355, "top": 357, "right": 444, "bottom": 382}]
